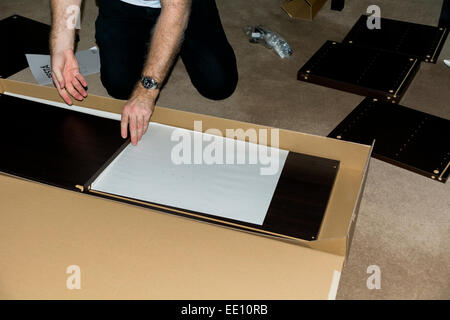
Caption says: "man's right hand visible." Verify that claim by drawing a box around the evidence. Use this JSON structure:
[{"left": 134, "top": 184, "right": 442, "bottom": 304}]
[{"left": 51, "top": 49, "right": 88, "bottom": 105}]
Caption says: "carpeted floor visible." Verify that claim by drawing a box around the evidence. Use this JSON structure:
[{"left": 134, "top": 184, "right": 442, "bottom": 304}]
[{"left": 1, "top": 0, "right": 449, "bottom": 299}]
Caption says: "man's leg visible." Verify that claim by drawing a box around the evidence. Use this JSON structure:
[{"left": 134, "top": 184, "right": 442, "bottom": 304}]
[
  {"left": 95, "top": 0, "right": 160, "bottom": 100},
  {"left": 180, "top": 0, "right": 238, "bottom": 101}
]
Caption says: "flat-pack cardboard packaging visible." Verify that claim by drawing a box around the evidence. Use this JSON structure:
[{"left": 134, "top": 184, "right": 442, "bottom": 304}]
[
  {"left": 281, "top": 0, "right": 328, "bottom": 20},
  {"left": 0, "top": 79, "right": 372, "bottom": 299}
]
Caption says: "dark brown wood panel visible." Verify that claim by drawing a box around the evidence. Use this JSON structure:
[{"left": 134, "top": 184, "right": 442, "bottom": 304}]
[
  {"left": 298, "top": 41, "right": 420, "bottom": 103},
  {"left": 328, "top": 98, "right": 450, "bottom": 183},
  {"left": 0, "top": 94, "right": 129, "bottom": 191},
  {"left": 343, "top": 15, "right": 449, "bottom": 63},
  {"left": 0, "top": 15, "right": 79, "bottom": 78},
  {"left": 1, "top": 94, "right": 339, "bottom": 241},
  {"left": 262, "top": 152, "right": 340, "bottom": 240},
  {"left": 90, "top": 152, "right": 340, "bottom": 241}
]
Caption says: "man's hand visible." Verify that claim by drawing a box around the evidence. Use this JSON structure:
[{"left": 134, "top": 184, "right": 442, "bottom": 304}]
[
  {"left": 118, "top": 0, "right": 190, "bottom": 146},
  {"left": 51, "top": 49, "right": 88, "bottom": 105},
  {"left": 121, "top": 86, "right": 157, "bottom": 146}
]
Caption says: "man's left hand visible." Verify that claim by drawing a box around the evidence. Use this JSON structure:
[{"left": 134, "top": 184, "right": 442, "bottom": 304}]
[{"left": 121, "top": 86, "right": 158, "bottom": 146}]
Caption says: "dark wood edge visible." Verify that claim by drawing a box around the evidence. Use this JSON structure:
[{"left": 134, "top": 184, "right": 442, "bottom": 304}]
[
  {"left": 87, "top": 152, "right": 341, "bottom": 241},
  {"left": 392, "top": 58, "right": 420, "bottom": 100},
  {"left": 83, "top": 137, "right": 131, "bottom": 190},
  {"left": 431, "top": 28, "right": 449, "bottom": 63},
  {"left": 88, "top": 188, "right": 312, "bottom": 242},
  {"left": 328, "top": 97, "right": 372, "bottom": 139},
  {"left": 327, "top": 98, "right": 449, "bottom": 184},
  {"left": 342, "top": 15, "right": 366, "bottom": 43},
  {"left": 298, "top": 71, "right": 400, "bottom": 103},
  {"left": 298, "top": 41, "right": 420, "bottom": 103}
]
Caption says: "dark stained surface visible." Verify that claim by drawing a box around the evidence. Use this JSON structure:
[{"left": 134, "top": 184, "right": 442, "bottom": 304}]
[
  {"left": 0, "top": 15, "right": 51, "bottom": 78},
  {"left": 0, "top": 15, "right": 79, "bottom": 78},
  {"left": 0, "top": 94, "right": 129, "bottom": 191},
  {"left": 1, "top": 94, "right": 339, "bottom": 241},
  {"left": 298, "top": 40, "right": 420, "bottom": 103},
  {"left": 328, "top": 98, "right": 450, "bottom": 183},
  {"left": 343, "top": 15, "right": 449, "bottom": 63},
  {"left": 91, "top": 151, "right": 340, "bottom": 241},
  {"left": 262, "top": 152, "right": 340, "bottom": 240}
]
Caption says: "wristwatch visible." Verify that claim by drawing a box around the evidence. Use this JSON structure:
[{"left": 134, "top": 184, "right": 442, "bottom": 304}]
[{"left": 141, "top": 76, "right": 160, "bottom": 90}]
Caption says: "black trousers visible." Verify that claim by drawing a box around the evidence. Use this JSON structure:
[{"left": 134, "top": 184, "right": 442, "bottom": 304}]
[{"left": 95, "top": 0, "right": 238, "bottom": 100}]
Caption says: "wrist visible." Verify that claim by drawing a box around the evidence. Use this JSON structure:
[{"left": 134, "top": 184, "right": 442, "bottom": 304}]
[
  {"left": 132, "top": 83, "right": 159, "bottom": 100},
  {"left": 51, "top": 47, "right": 74, "bottom": 57}
]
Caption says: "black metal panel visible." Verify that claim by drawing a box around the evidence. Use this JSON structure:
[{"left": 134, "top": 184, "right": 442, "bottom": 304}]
[
  {"left": 328, "top": 98, "right": 450, "bottom": 183},
  {"left": 298, "top": 41, "right": 420, "bottom": 103},
  {"left": 0, "top": 94, "right": 130, "bottom": 191},
  {"left": 343, "top": 15, "right": 449, "bottom": 63}
]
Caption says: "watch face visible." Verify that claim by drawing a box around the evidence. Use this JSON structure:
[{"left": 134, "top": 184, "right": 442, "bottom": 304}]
[{"left": 142, "top": 77, "right": 158, "bottom": 89}]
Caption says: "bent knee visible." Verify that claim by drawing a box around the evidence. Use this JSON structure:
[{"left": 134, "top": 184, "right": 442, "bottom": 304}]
[
  {"left": 195, "top": 69, "right": 238, "bottom": 101},
  {"left": 100, "top": 72, "right": 137, "bottom": 100}
]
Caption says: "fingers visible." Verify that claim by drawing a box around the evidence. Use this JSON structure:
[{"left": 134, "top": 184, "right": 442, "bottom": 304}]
[
  {"left": 52, "top": 68, "right": 65, "bottom": 90},
  {"left": 59, "top": 88, "right": 74, "bottom": 105},
  {"left": 121, "top": 111, "right": 148, "bottom": 144},
  {"left": 71, "top": 78, "right": 88, "bottom": 98},
  {"left": 137, "top": 115, "right": 144, "bottom": 142},
  {"left": 52, "top": 69, "right": 87, "bottom": 104},
  {"left": 142, "top": 114, "right": 150, "bottom": 135},
  {"left": 52, "top": 68, "right": 73, "bottom": 105},
  {"left": 66, "top": 82, "right": 84, "bottom": 101},
  {"left": 75, "top": 72, "right": 88, "bottom": 87},
  {"left": 130, "top": 115, "right": 138, "bottom": 146},
  {"left": 121, "top": 96, "right": 154, "bottom": 146},
  {"left": 121, "top": 110, "right": 129, "bottom": 139}
]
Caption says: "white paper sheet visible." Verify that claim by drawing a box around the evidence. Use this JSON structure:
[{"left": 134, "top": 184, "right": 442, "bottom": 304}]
[
  {"left": 91, "top": 123, "right": 289, "bottom": 225},
  {"left": 26, "top": 46, "right": 100, "bottom": 85}
]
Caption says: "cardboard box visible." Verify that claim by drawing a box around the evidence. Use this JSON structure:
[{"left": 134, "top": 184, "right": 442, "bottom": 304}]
[
  {"left": 0, "top": 79, "right": 372, "bottom": 299},
  {"left": 281, "top": 0, "right": 328, "bottom": 20}
]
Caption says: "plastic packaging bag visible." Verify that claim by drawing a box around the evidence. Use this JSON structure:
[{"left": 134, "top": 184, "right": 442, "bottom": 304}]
[{"left": 244, "top": 25, "right": 293, "bottom": 59}]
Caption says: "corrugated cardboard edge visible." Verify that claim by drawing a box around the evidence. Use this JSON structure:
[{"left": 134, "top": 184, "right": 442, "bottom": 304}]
[
  {"left": 344, "top": 141, "right": 375, "bottom": 262},
  {"left": 0, "top": 173, "right": 346, "bottom": 299},
  {"left": 0, "top": 79, "right": 372, "bottom": 259},
  {"left": 328, "top": 270, "right": 342, "bottom": 300},
  {"left": 281, "top": 0, "right": 327, "bottom": 20}
]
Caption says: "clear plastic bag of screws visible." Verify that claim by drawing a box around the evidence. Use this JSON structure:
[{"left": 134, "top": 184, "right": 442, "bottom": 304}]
[{"left": 244, "top": 25, "right": 293, "bottom": 59}]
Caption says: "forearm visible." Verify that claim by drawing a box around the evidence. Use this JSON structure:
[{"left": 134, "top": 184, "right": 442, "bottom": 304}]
[
  {"left": 141, "top": 0, "right": 191, "bottom": 86},
  {"left": 50, "top": 0, "right": 82, "bottom": 54}
]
